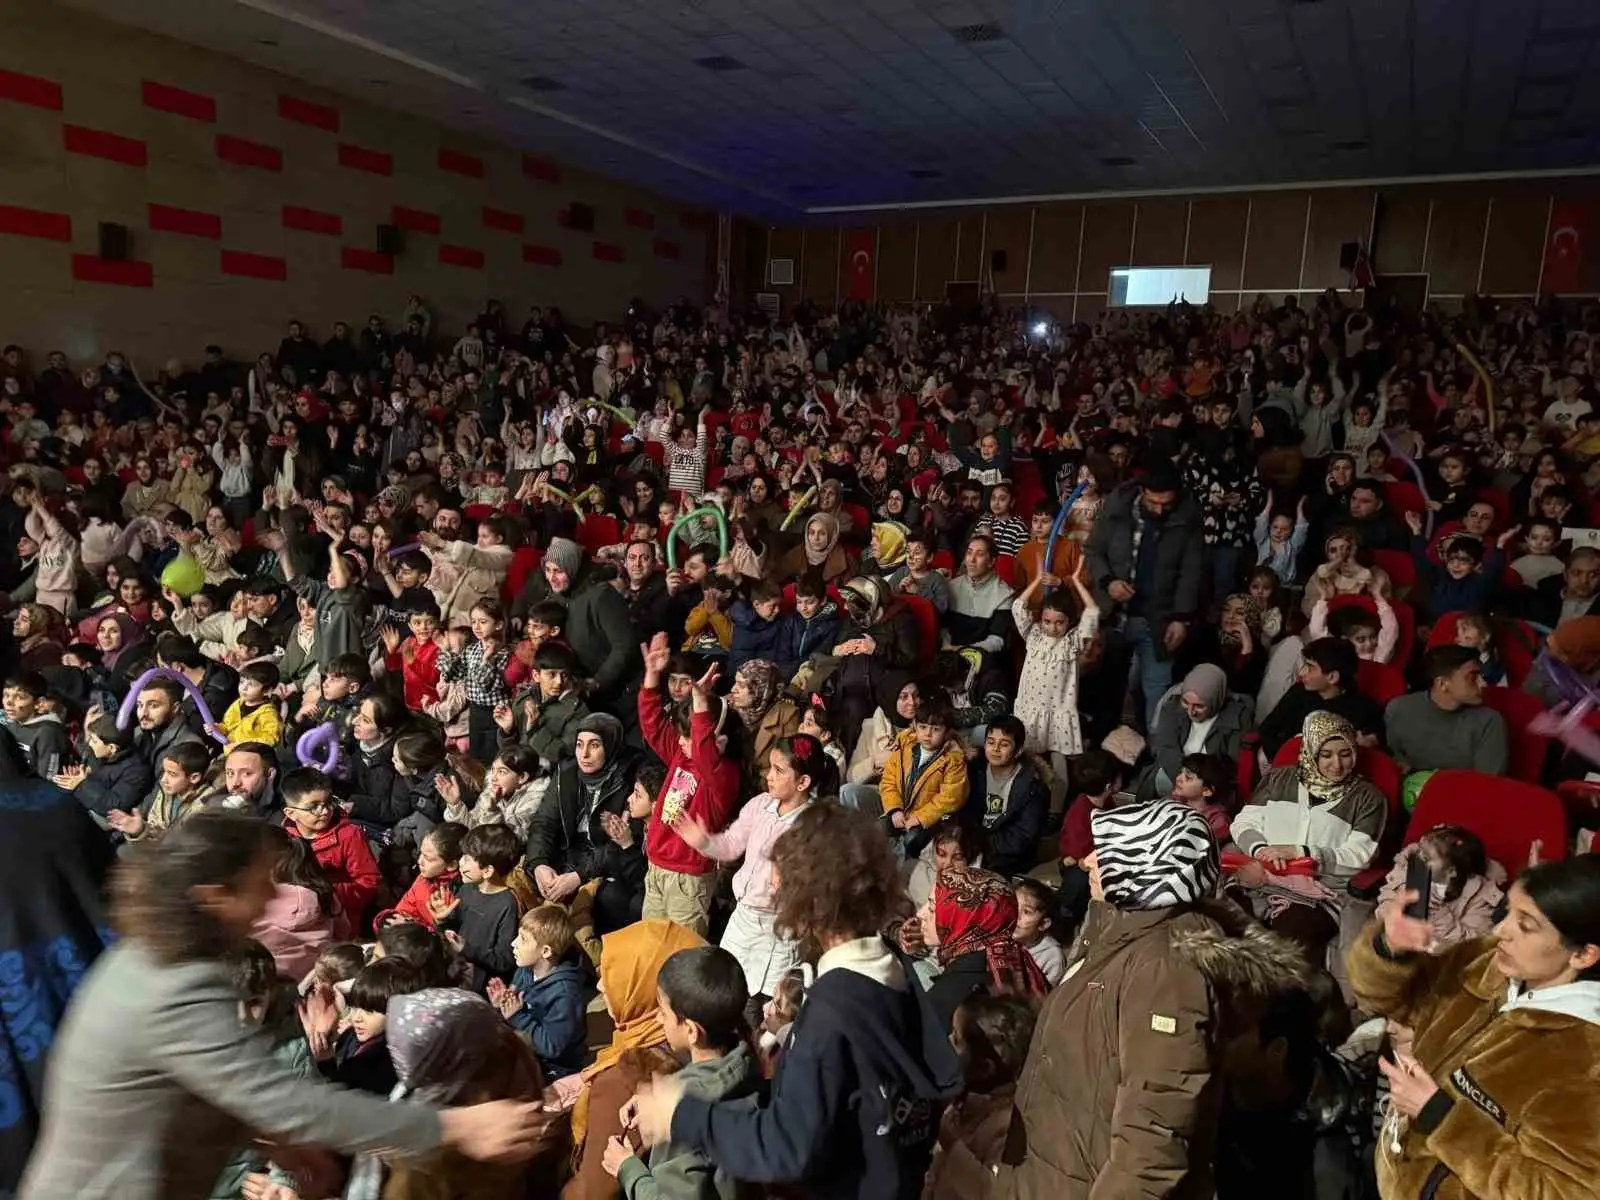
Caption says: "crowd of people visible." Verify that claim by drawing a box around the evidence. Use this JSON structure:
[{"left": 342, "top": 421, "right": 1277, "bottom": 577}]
[{"left": 4, "top": 283, "right": 1600, "bottom": 1200}]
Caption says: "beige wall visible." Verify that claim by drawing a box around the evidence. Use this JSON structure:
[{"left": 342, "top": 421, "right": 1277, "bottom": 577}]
[
  {"left": 757, "top": 178, "right": 1600, "bottom": 317},
  {"left": 0, "top": 0, "right": 709, "bottom": 365}
]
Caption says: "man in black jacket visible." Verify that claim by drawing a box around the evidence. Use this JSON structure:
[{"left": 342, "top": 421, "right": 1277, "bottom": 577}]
[
  {"left": 1522, "top": 548, "right": 1600, "bottom": 628},
  {"left": 961, "top": 716, "right": 1048, "bottom": 877},
  {"left": 1084, "top": 470, "right": 1205, "bottom": 728}
]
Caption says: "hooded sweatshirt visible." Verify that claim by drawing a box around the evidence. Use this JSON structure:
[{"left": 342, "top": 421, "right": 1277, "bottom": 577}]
[
  {"left": 672, "top": 936, "right": 961, "bottom": 1200},
  {"left": 618, "top": 1044, "right": 764, "bottom": 1200},
  {"left": 6, "top": 712, "right": 72, "bottom": 779},
  {"left": 251, "top": 883, "right": 334, "bottom": 982}
]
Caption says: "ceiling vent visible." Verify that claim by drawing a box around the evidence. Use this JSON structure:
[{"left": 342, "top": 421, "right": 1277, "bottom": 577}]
[
  {"left": 1099, "top": 155, "right": 1137, "bottom": 167},
  {"left": 694, "top": 55, "right": 747, "bottom": 72},
  {"left": 950, "top": 23, "right": 1005, "bottom": 44}
]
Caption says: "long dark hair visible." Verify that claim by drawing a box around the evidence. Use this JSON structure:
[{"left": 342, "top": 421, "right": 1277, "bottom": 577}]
[
  {"left": 1520, "top": 856, "right": 1600, "bottom": 982},
  {"left": 264, "top": 824, "right": 335, "bottom": 918},
  {"left": 113, "top": 811, "right": 275, "bottom": 964}
]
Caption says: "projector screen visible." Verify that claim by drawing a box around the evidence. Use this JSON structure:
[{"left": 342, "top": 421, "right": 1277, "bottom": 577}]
[{"left": 1108, "top": 266, "right": 1212, "bottom": 306}]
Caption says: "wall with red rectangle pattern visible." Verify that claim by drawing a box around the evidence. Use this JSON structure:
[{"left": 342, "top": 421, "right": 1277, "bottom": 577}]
[{"left": 0, "top": 0, "right": 706, "bottom": 362}]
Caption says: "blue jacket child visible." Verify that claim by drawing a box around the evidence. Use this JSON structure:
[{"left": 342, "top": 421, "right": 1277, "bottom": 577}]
[
  {"left": 730, "top": 598, "right": 786, "bottom": 675},
  {"left": 773, "top": 597, "right": 842, "bottom": 679},
  {"left": 506, "top": 958, "right": 588, "bottom": 1080}
]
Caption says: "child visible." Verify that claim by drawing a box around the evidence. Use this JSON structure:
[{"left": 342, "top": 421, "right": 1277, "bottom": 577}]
[
  {"left": 1014, "top": 500, "right": 1080, "bottom": 600},
  {"left": 300, "top": 941, "right": 367, "bottom": 995},
  {"left": 1311, "top": 587, "right": 1398, "bottom": 662},
  {"left": 602, "top": 945, "right": 761, "bottom": 1198},
  {"left": 314, "top": 958, "right": 420, "bottom": 1095},
  {"left": 430, "top": 822, "right": 521, "bottom": 990},
  {"left": 436, "top": 598, "right": 512, "bottom": 763},
  {"left": 487, "top": 903, "right": 587, "bottom": 1079},
  {"left": 888, "top": 531, "right": 953, "bottom": 615},
  {"left": 1013, "top": 878, "right": 1064, "bottom": 985},
  {"left": 1058, "top": 748, "right": 1123, "bottom": 925},
  {"left": 1169, "top": 752, "right": 1233, "bottom": 844},
  {"left": 922, "top": 994, "right": 1037, "bottom": 1200},
  {"left": 381, "top": 595, "right": 443, "bottom": 711},
  {"left": 463, "top": 463, "right": 510, "bottom": 509},
  {"left": 57, "top": 714, "right": 150, "bottom": 821},
  {"left": 730, "top": 580, "right": 784, "bottom": 674},
  {"left": 1, "top": 670, "right": 73, "bottom": 779},
  {"left": 638, "top": 633, "right": 743, "bottom": 936},
  {"left": 1377, "top": 824, "right": 1504, "bottom": 950},
  {"left": 23, "top": 497, "right": 80, "bottom": 617},
  {"left": 215, "top": 660, "right": 282, "bottom": 749},
  {"left": 1012, "top": 565, "right": 1099, "bottom": 796},
  {"left": 773, "top": 571, "right": 842, "bottom": 680},
  {"left": 663, "top": 411, "right": 709, "bottom": 500},
  {"left": 281, "top": 766, "right": 382, "bottom": 938},
  {"left": 1246, "top": 566, "right": 1290, "bottom": 645},
  {"left": 758, "top": 966, "right": 808, "bottom": 1065},
  {"left": 286, "top": 652, "right": 370, "bottom": 757},
  {"left": 797, "top": 701, "right": 846, "bottom": 775},
  {"left": 1254, "top": 496, "right": 1309, "bottom": 586},
  {"left": 871, "top": 696, "right": 970, "bottom": 855},
  {"left": 1406, "top": 515, "right": 1500, "bottom": 617},
  {"left": 107, "top": 739, "right": 213, "bottom": 843},
  {"left": 673, "top": 734, "right": 836, "bottom": 998},
  {"left": 1360, "top": 443, "right": 1396, "bottom": 483},
  {"left": 438, "top": 743, "right": 547, "bottom": 841},
  {"left": 375, "top": 820, "right": 464, "bottom": 931},
  {"left": 500, "top": 640, "right": 589, "bottom": 766},
  {"left": 1453, "top": 612, "right": 1506, "bottom": 685},
  {"left": 682, "top": 575, "right": 734, "bottom": 655},
  {"left": 1509, "top": 517, "right": 1565, "bottom": 587}
]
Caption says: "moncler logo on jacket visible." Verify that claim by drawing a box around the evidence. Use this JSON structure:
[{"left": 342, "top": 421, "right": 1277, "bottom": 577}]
[{"left": 1449, "top": 1066, "right": 1506, "bottom": 1125}]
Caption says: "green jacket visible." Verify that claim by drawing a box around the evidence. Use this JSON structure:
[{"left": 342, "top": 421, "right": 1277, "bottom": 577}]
[
  {"left": 509, "top": 688, "right": 590, "bottom": 766},
  {"left": 616, "top": 1044, "right": 763, "bottom": 1200}
]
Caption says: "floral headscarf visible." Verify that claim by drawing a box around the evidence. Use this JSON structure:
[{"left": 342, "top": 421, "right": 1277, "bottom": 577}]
[
  {"left": 934, "top": 866, "right": 1048, "bottom": 997},
  {"left": 1298, "top": 710, "right": 1361, "bottom": 804},
  {"left": 731, "top": 659, "right": 783, "bottom": 728},
  {"left": 1218, "top": 592, "right": 1263, "bottom": 647}
]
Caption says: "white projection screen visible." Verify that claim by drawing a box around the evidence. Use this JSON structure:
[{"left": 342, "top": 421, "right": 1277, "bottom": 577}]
[{"left": 1108, "top": 266, "right": 1212, "bottom": 306}]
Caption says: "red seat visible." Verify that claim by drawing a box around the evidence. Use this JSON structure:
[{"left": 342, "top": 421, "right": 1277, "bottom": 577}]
[
  {"left": 842, "top": 503, "right": 871, "bottom": 539},
  {"left": 702, "top": 410, "right": 729, "bottom": 437},
  {"left": 1383, "top": 481, "right": 1428, "bottom": 521},
  {"left": 1428, "top": 611, "right": 1538, "bottom": 691},
  {"left": 576, "top": 514, "right": 620, "bottom": 554},
  {"left": 930, "top": 549, "right": 955, "bottom": 575},
  {"left": 1268, "top": 736, "right": 1406, "bottom": 893},
  {"left": 1407, "top": 770, "right": 1567, "bottom": 883},
  {"left": 1327, "top": 593, "right": 1415, "bottom": 666},
  {"left": 1355, "top": 659, "right": 1408, "bottom": 706},
  {"left": 642, "top": 441, "right": 665, "bottom": 467},
  {"left": 994, "top": 554, "right": 1017, "bottom": 587},
  {"left": 1478, "top": 488, "right": 1512, "bottom": 530},
  {"left": 463, "top": 504, "right": 494, "bottom": 522},
  {"left": 504, "top": 544, "right": 542, "bottom": 603},
  {"left": 1480, "top": 686, "right": 1553, "bottom": 784},
  {"left": 900, "top": 594, "right": 940, "bottom": 663},
  {"left": 1370, "top": 549, "right": 1417, "bottom": 591}
]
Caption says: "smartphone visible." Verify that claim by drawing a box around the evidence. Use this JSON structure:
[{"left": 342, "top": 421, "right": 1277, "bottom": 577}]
[{"left": 1403, "top": 855, "right": 1432, "bottom": 922}]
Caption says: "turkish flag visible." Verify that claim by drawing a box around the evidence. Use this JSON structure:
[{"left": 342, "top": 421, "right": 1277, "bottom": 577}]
[
  {"left": 846, "top": 229, "right": 875, "bottom": 301},
  {"left": 1542, "top": 200, "right": 1589, "bottom": 294}
]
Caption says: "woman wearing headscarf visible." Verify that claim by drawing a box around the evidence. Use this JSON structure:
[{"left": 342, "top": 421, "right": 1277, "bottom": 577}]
[
  {"left": 10, "top": 603, "right": 65, "bottom": 672},
  {"left": 879, "top": 482, "right": 922, "bottom": 531},
  {"left": 564, "top": 919, "right": 705, "bottom": 1200},
  {"left": 727, "top": 659, "right": 802, "bottom": 793},
  {"left": 93, "top": 612, "right": 150, "bottom": 699},
  {"left": 1144, "top": 663, "right": 1256, "bottom": 797},
  {"left": 858, "top": 521, "right": 908, "bottom": 577},
  {"left": 1230, "top": 710, "right": 1387, "bottom": 964},
  {"left": 925, "top": 866, "right": 1049, "bottom": 1033},
  {"left": 830, "top": 574, "right": 920, "bottom": 759},
  {"left": 1171, "top": 592, "right": 1269, "bottom": 699},
  {"left": 993, "top": 801, "right": 1306, "bottom": 1200},
  {"left": 521, "top": 714, "right": 644, "bottom": 935},
  {"left": 772, "top": 512, "right": 853, "bottom": 587}
]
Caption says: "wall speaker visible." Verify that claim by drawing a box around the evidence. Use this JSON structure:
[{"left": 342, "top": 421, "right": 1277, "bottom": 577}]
[
  {"left": 991, "top": 249, "right": 1008, "bottom": 273},
  {"left": 566, "top": 202, "right": 596, "bottom": 232},
  {"left": 1339, "top": 241, "right": 1360, "bottom": 271},
  {"left": 376, "top": 224, "right": 405, "bottom": 256},
  {"left": 98, "top": 222, "right": 130, "bottom": 262}
]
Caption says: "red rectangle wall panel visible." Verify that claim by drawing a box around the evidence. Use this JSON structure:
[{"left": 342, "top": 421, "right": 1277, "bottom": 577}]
[
  {"left": 653, "top": 238, "right": 681, "bottom": 261},
  {"left": 0, "top": 204, "right": 72, "bottom": 242},
  {"left": 72, "top": 254, "right": 152, "bottom": 288},
  {"left": 148, "top": 203, "right": 222, "bottom": 239},
  {"left": 522, "top": 155, "right": 560, "bottom": 184},
  {"left": 282, "top": 205, "right": 343, "bottom": 236},
  {"left": 141, "top": 80, "right": 216, "bottom": 122},
  {"left": 439, "top": 149, "right": 485, "bottom": 178},
  {"left": 338, "top": 142, "right": 392, "bottom": 176},
  {"left": 592, "top": 241, "right": 626, "bottom": 264},
  {"left": 215, "top": 134, "right": 283, "bottom": 172},
  {"left": 220, "top": 250, "right": 288, "bottom": 281},
  {"left": 279, "top": 94, "right": 340, "bottom": 132},
  {"left": 439, "top": 243, "right": 485, "bottom": 269},
  {"left": 63, "top": 124, "right": 147, "bottom": 167},
  {"left": 341, "top": 247, "right": 393, "bottom": 274},
  {"left": 482, "top": 207, "right": 524, "bottom": 234},
  {"left": 625, "top": 207, "right": 655, "bottom": 231},
  {"left": 393, "top": 206, "right": 441, "bottom": 235},
  {"left": 0, "top": 67, "right": 63, "bottom": 111},
  {"left": 522, "top": 243, "right": 561, "bottom": 267}
]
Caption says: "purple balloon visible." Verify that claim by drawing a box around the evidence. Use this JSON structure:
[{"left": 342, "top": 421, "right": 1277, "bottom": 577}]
[
  {"left": 117, "top": 666, "right": 227, "bottom": 746},
  {"left": 296, "top": 721, "right": 343, "bottom": 774}
]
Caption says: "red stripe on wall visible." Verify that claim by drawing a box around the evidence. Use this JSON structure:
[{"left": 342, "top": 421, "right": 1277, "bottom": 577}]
[
  {"left": 522, "top": 155, "right": 560, "bottom": 184},
  {"left": 141, "top": 80, "right": 216, "bottom": 122},
  {"left": 281, "top": 205, "right": 343, "bottom": 236},
  {"left": 393, "top": 206, "right": 441, "bottom": 235},
  {"left": 148, "top": 203, "right": 222, "bottom": 239},
  {"left": 338, "top": 142, "right": 392, "bottom": 175},
  {"left": 522, "top": 243, "right": 561, "bottom": 267},
  {"left": 652, "top": 238, "right": 682, "bottom": 261},
  {"left": 63, "top": 124, "right": 148, "bottom": 167},
  {"left": 482, "top": 206, "right": 524, "bottom": 234},
  {"left": 220, "top": 249, "right": 288, "bottom": 281},
  {"left": 72, "top": 254, "right": 152, "bottom": 288},
  {"left": 279, "top": 94, "right": 340, "bottom": 132},
  {"left": 439, "top": 243, "right": 485, "bottom": 269},
  {"left": 0, "top": 204, "right": 72, "bottom": 242},
  {"left": 341, "top": 246, "right": 394, "bottom": 274},
  {"left": 438, "top": 148, "right": 485, "bottom": 178},
  {"left": 592, "top": 241, "right": 626, "bottom": 263},
  {"left": 0, "top": 67, "right": 63, "bottom": 111},
  {"left": 625, "top": 207, "right": 655, "bottom": 231},
  {"left": 215, "top": 134, "right": 283, "bottom": 172}
]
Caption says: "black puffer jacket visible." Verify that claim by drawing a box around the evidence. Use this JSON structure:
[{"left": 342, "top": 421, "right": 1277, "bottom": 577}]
[
  {"left": 343, "top": 738, "right": 410, "bottom": 827},
  {"left": 521, "top": 752, "right": 642, "bottom": 887}
]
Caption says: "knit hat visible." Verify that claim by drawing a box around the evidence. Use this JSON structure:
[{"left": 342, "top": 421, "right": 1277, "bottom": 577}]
[
  {"left": 544, "top": 536, "right": 582, "bottom": 579},
  {"left": 1091, "top": 800, "right": 1219, "bottom": 910}
]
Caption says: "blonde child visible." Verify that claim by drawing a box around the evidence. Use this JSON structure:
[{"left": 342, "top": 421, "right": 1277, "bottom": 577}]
[
  {"left": 486, "top": 904, "right": 587, "bottom": 1079},
  {"left": 1011, "top": 563, "right": 1098, "bottom": 807}
]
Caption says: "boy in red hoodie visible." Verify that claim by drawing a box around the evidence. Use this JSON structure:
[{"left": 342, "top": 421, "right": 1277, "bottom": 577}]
[
  {"left": 637, "top": 631, "right": 743, "bottom": 936},
  {"left": 380, "top": 595, "right": 443, "bottom": 712},
  {"left": 374, "top": 820, "right": 464, "bottom": 931},
  {"left": 282, "top": 766, "right": 382, "bottom": 938}
]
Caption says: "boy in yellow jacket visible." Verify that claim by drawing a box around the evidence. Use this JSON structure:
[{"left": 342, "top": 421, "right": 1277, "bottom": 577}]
[
  {"left": 213, "top": 660, "right": 283, "bottom": 750},
  {"left": 877, "top": 696, "right": 969, "bottom": 854}
]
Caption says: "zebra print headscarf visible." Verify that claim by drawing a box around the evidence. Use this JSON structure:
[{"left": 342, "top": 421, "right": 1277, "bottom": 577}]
[{"left": 1091, "top": 801, "right": 1219, "bottom": 910}]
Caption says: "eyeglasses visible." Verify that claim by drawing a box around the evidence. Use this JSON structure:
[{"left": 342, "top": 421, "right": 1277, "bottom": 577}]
[{"left": 285, "top": 799, "right": 334, "bottom": 815}]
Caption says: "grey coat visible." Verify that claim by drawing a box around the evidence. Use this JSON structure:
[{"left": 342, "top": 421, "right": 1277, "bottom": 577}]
[
  {"left": 1083, "top": 482, "right": 1205, "bottom": 635},
  {"left": 20, "top": 942, "right": 442, "bottom": 1200}
]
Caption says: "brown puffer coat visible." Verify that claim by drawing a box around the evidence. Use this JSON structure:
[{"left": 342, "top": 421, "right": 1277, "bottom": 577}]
[{"left": 991, "top": 900, "right": 1305, "bottom": 1200}]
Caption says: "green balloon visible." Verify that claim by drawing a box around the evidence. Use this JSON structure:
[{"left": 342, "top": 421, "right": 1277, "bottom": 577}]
[{"left": 161, "top": 551, "right": 205, "bottom": 597}]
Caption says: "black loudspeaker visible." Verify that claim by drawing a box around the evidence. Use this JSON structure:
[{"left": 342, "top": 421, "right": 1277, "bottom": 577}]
[
  {"left": 98, "top": 222, "right": 130, "bottom": 261},
  {"left": 376, "top": 224, "right": 405, "bottom": 256},
  {"left": 991, "top": 249, "right": 1008, "bottom": 273},
  {"left": 567, "top": 202, "right": 596, "bottom": 232},
  {"left": 1339, "top": 241, "right": 1360, "bottom": 271}
]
